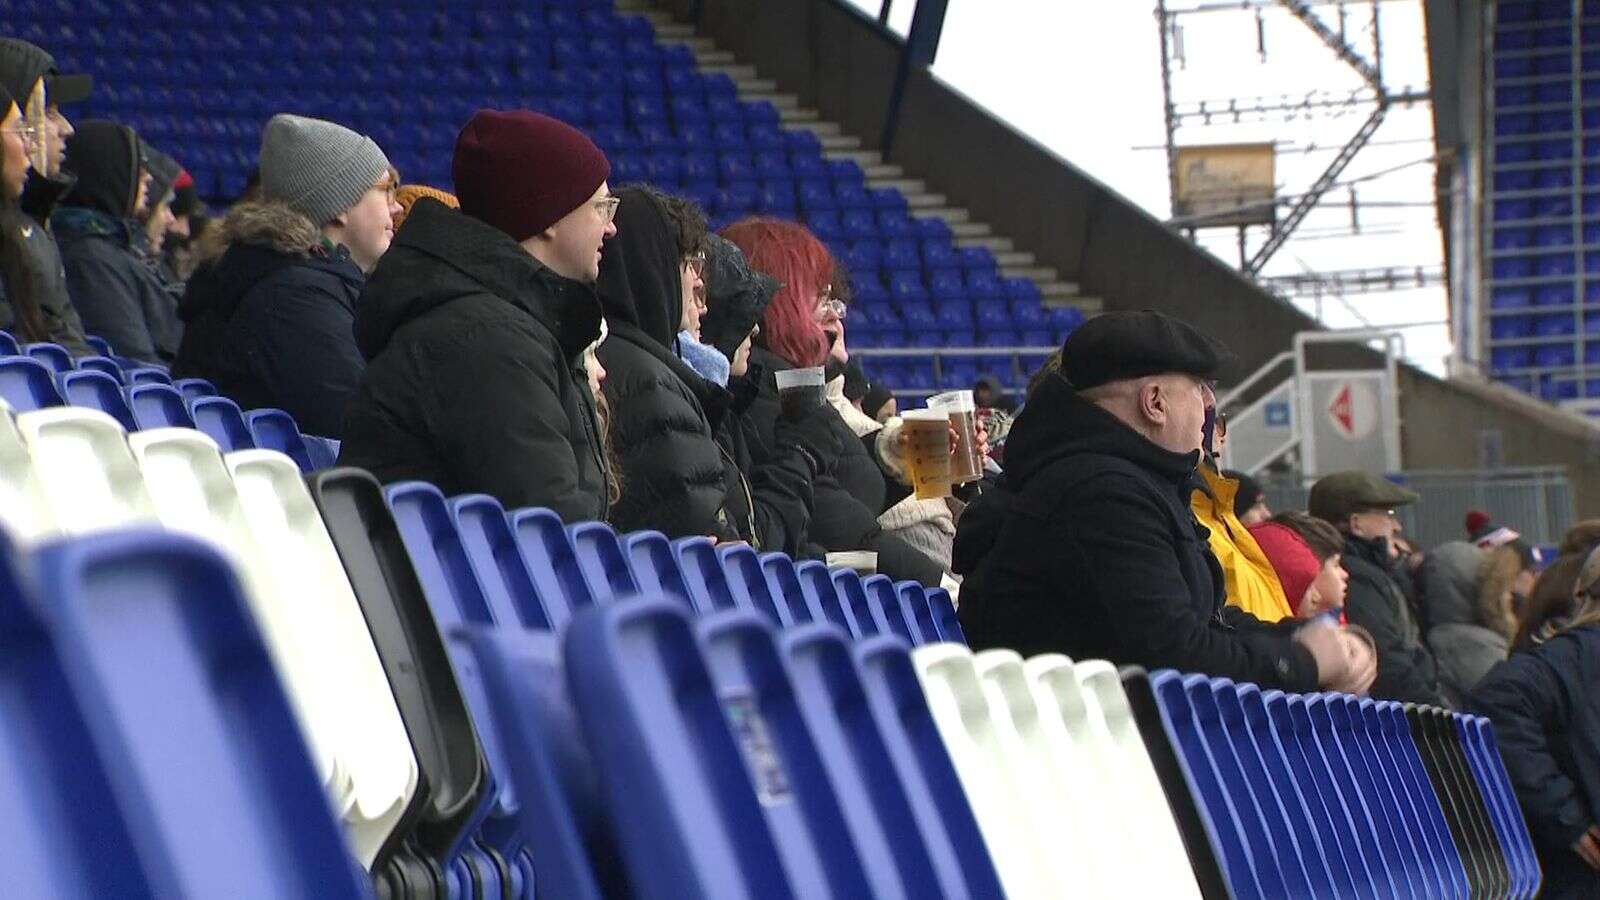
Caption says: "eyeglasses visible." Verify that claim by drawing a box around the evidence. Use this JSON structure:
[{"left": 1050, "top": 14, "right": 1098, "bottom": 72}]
[
  {"left": 814, "top": 285, "right": 848, "bottom": 321},
  {"left": 685, "top": 252, "right": 706, "bottom": 281},
  {"left": 594, "top": 195, "right": 621, "bottom": 224}
]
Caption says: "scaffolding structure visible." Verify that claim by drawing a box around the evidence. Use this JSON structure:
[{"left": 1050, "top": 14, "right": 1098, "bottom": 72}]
[{"left": 1155, "top": 0, "right": 1435, "bottom": 303}]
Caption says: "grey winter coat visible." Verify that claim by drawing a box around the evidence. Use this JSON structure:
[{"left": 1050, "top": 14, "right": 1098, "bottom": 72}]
[{"left": 1418, "top": 541, "right": 1510, "bottom": 705}]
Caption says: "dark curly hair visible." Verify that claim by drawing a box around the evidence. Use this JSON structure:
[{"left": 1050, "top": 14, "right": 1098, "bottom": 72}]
[{"left": 622, "top": 182, "right": 708, "bottom": 260}]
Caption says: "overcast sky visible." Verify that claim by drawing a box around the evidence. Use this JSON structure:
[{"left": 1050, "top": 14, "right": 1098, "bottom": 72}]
[{"left": 844, "top": 0, "right": 1449, "bottom": 374}]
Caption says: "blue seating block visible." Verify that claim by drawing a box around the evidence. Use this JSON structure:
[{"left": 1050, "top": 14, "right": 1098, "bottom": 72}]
[
  {"left": 0, "top": 355, "right": 65, "bottom": 411},
  {"left": 56, "top": 369, "right": 136, "bottom": 431}
]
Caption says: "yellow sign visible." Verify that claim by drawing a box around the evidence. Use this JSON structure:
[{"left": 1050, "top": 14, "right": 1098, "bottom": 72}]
[{"left": 1174, "top": 143, "right": 1278, "bottom": 227}]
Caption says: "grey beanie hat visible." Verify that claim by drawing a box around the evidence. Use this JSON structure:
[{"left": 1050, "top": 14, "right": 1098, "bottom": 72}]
[{"left": 259, "top": 114, "right": 390, "bottom": 225}]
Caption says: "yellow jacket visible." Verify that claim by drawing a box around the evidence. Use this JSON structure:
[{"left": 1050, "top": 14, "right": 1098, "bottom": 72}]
[{"left": 1191, "top": 466, "right": 1294, "bottom": 623}]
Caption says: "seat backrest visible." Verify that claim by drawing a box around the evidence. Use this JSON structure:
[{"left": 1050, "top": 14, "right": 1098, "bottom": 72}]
[
  {"left": 188, "top": 395, "right": 254, "bottom": 451},
  {"left": 716, "top": 543, "right": 784, "bottom": 624},
  {"left": 1463, "top": 715, "right": 1541, "bottom": 898},
  {"left": 796, "top": 560, "right": 851, "bottom": 633},
  {"left": 75, "top": 355, "right": 126, "bottom": 383},
  {"left": 0, "top": 531, "right": 153, "bottom": 899},
  {"left": 1355, "top": 698, "right": 1455, "bottom": 899},
  {"left": 300, "top": 434, "right": 340, "bottom": 471},
  {"left": 124, "top": 366, "right": 173, "bottom": 387},
  {"left": 454, "top": 625, "right": 626, "bottom": 900},
  {"left": 912, "top": 643, "right": 1056, "bottom": 898},
  {"left": 696, "top": 611, "right": 875, "bottom": 896},
  {"left": 1337, "top": 696, "right": 1441, "bottom": 899},
  {"left": 305, "top": 467, "right": 487, "bottom": 862},
  {"left": 172, "top": 377, "right": 218, "bottom": 403},
  {"left": 222, "top": 449, "right": 420, "bottom": 869},
  {"left": 925, "top": 586, "right": 965, "bottom": 643},
  {"left": 827, "top": 568, "right": 880, "bottom": 639},
  {"left": 0, "top": 402, "right": 55, "bottom": 539},
  {"left": 451, "top": 494, "right": 556, "bottom": 630},
  {"left": 1316, "top": 695, "right": 1423, "bottom": 897},
  {"left": 674, "top": 536, "right": 735, "bottom": 613},
  {"left": 780, "top": 625, "right": 948, "bottom": 896},
  {"left": 1426, "top": 707, "right": 1513, "bottom": 897},
  {"left": 18, "top": 407, "right": 157, "bottom": 533},
  {"left": 0, "top": 354, "right": 66, "bottom": 411},
  {"left": 509, "top": 507, "right": 594, "bottom": 628},
  {"left": 1378, "top": 702, "right": 1466, "bottom": 895},
  {"left": 862, "top": 574, "right": 915, "bottom": 643},
  {"left": 563, "top": 598, "right": 796, "bottom": 899},
  {"left": 32, "top": 529, "right": 370, "bottom": 897},
  {"left": 895, "top": 580, "right": 941, "bottom": 644},
  {"left": 621, "top": 531, "right": 696, "bottom": 611},
  {"left": 0, "top": 330, "right": 20, "bottom": 356},
  {"left": 57, "top": 369, "right": 136, "bottom": 431},
  {"left": 24, "top": 342, "right": 73, "bottom": 373},
  {"left": 568, "top": 520, "right": 640, "bottom": 604},
  {"left": 761, "top": 552, "right": 815, "bottom": 626},
  {"left": 853, "top": 637, "right": 1005, "bottom": 898},
  {"left": 126, "top": 383, "right": 195, "bottom": 431},
  {"left": 245, "top": 408, "right": 314, "bottom": 472}
]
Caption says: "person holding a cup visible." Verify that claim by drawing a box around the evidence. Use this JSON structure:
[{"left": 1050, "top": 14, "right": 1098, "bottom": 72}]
[{"left": 952, "top": 310, "right": 1377, "bottom": 696}]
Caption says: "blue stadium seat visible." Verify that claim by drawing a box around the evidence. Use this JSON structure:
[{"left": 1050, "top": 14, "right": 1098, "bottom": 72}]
[
  {"left": 75, "top": 354, "right": 125, "bottom": 382},
  {"left": 23, "top": 342, "right": 73, "bottom": 373},
  {"left": 29, "top": 529, "right": 371, "bottom": 897},
  {"left": 568, "top": 520, "right": 639, "bottom": 606},
  {"left": 862, "top": 573, "right": 917, "bottom": 644},
  {"left": 56, "top": 369, "right": 136, "bottom": 431},
  {"left": 245, "top": 408, "right": 315, "bottom": 472},
  {"left": 714, "top": 542, "right": 787, "bottom": 624},
  {"left": 563, "top": 598, "right": 823, "bottom": 898},
  {"left": 125, "top": 366, "right": 173, "bottom": 387},
  {"left": 187, "top": 395, "right": 252, "bottom": 451},
  {"left": 510, "top": 507, "right": 594, "bottom": 628},
  {"left": 0, "top": 355, "right": 65, "bottom": 410},
  {"left": 84, "top": 334, "right": 112, "bottom": 357},
  {"left": 621, "top": 531, "right": 698, "bottom": 611},
  {"left": 826, "top": 567, "right": 882, "bottom": 639}
]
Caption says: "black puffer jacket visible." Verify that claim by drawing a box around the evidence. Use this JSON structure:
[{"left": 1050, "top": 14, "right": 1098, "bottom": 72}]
[
  {"left": 339, "top": 198, "right": 608, "bottom": 523},
  {"left": 173, "top": 200, "right": 366, "bottom": 438},
  {"left": 1470, "top": 623, "right": 1600, "bottom": 898},
  {"left": 1342, "top": 533, "right": 1449, "bottom": 707},
  {"left": 52, "top": 121, "right": 179, "bottom": 363},
  {"left": 593, "top": 187, "right": 736, "bottom": 540},
  {"left": 952, "top": 373, "right": 1321, "bottom": 690},
  {"left": 706, "top": 368, "right": 814, "bottom": 556}
]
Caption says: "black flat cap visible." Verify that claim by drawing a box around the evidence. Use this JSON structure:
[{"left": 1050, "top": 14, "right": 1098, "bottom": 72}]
[{"left": 1060, "top": 309, "right": 1234, "bottom": 390}]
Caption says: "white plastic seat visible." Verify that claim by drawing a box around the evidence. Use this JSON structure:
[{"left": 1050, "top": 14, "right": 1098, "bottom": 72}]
[
  {"left": 973, "top": 649, "right": 1105, "bottom": 896},
  {"left": 912, "top": 643, "right": 1058, "bottom": 898},
  {"left": 16, "top": 407, "right": 155, "bottom": 533},
  {"left": 1075, "top": 660, "right": 1203, "bottom": 899},
  {"left": 223, "top": 448, "right": 418, "bottom": 869},
  {"left": 0, "top": 400, "right": 55, "bottom": 539}
]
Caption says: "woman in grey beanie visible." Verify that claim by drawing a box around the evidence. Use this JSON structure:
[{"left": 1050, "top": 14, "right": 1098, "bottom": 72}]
[{"left": 172, "top": 114, "right": 399, "bottom": 439}]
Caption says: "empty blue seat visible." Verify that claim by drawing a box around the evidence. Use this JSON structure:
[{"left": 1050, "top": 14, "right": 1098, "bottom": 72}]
[
  {"left": 509, "top": 507, "right": 594, "bottom": 628},
  {"left": 0, "top": 355, "right": 65, "bottom": 410},
  {"left": 75, "top": 354, "right": 125, "bottom": 382},
  {"left": 123, "top": 383, "right": 193, "bottom": 431},
  {"left": 24, "top": 342, "right": 73, "bottom": 373},
  {"left": 187, "top": 395, "right": 253, "bottom": 450},
  {"left": 56, "top": 369, "right": 136, "bottom": 431},
  {"left": 860, "top": 574, "right": 917, "bottom": 644},
  {"left": 568, "top": 521, "right": 638, "bottom": 605},
  {"left": 827, "top": 568, "right": 882, "bottom": 639},
  {"left": 564, "top": 598, "right": 831, "bottom": 898},
  {"left": 621, "top": 530, "right": 697, "bottom": 611},
  {"left": 124, "top": 366, "right": 173, "bottom": 387},
  {"left": 713, "top": 543, "right": 787, "bottom": 624},
  {"left": 245, "top": 408, "right": 314, "bottom": 473},
  {"left": 84, "top": 334, "right": 112, "bottom": 357},
  {"left": 301, "top": 435, "right": 339, "bottom": 471},
  {"left": 29, "top": 529, "right": 370, "bottom": 896}
]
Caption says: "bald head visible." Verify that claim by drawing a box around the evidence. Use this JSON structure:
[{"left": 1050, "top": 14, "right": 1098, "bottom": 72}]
[{"left": 1081, "top": 372, "right": 1214, "bottom": 456}]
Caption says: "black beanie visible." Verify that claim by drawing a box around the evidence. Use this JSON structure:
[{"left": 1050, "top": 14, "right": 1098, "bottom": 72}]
[
  {"left": 61, "top": 120, "right": 140, "bottom": 218},
  {"left": 701, "top": 233, "right": 777, "bottom": 361}
]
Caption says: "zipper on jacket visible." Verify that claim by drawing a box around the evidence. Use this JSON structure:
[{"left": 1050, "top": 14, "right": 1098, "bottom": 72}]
[{"left": 717, "top": 442, "right": 760, "bottom": 551}]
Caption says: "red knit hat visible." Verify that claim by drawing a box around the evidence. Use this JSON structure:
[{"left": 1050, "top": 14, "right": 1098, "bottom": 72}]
[
  {"left": 1248, "top": 522, "right": 1321, "bottom": 615},
  {"left": 452, "top": 109, "right": 611, "bottom": 243}
]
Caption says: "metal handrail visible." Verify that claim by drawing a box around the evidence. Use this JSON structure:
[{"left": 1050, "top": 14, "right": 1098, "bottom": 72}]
[
  {"left": 853, "top": 346, "right": 1058, "bottom": 358},
  {"left": 1218, "top": 351, "right": 1295, "bottom": 410}
]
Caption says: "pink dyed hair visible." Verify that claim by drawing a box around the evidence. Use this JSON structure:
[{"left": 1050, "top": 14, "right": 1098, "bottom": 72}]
[{"left": 720, "top": 217, "right": 833, "bottom": 368}]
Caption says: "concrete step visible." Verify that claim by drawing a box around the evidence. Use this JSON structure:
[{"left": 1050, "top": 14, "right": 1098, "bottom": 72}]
[
  {"left": 949, "top": 221, "right": 992, "bottom": 237},
  {"left": 1040, "top": 281, "right": 1082, "bottom": 298},
  {"left": 780, "top": 107, "right": 821, "bottom": 123},
  {"left": 1053, "top": 294, "right": 1104, "bottom": 313},
  {"left": 870, "top": 177, "right": 928, "bottom": 194},
  {"left": 955, "top": 235, "right": 1014, "bottom": 252},
  {"left": 794, "top": 119, "right": 842, "bottom": 136},
  {"left": 1004, "top": 265, "right": 1061, "bottom": 282},
  {"left": 743, "top": 91, "right": 799, "bottom": 110},
  {"left": 905, "top": 192, "right": 948, "bottom": 209},
  {"left": 738, "top": 77, "right": 779, "bottom": 93},
  {"left": 925, "top": 206, "right": 971, "bottom": 223},
  {"left": 701, "top": 62, "right": 759, "bottom": 80},
  {"left": 822, "top": 134, "right": 864, "bottom": 151},
  {"left": 995, "top": 250, "right": 1036, "bottom": 268},
  {"left": 695, "top": 50, "right": 740, "bottom": 66},
  {"left": 865, "top": 163, "right": 905, "bottom": 179},
  {"left": 828, "top": 149, "right": 883, "bottom": 167}
]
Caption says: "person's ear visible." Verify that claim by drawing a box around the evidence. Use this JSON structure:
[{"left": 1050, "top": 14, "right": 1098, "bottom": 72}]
[{"left": 1140, "top": 380, "right": 1166, "bottom": 424}]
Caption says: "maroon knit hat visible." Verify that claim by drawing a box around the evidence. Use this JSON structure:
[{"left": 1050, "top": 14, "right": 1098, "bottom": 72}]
[{"left": 452, "top": 109, "right": 611, "bottom": 243}]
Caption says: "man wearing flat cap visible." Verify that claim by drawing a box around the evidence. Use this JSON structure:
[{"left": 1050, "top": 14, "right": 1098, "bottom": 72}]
[
  {"left": 1310, "top": 471, "right": 1449, "bottom": 706},
  {"left": 953, "top": 310, "right": 1375, "bottom": 694}
]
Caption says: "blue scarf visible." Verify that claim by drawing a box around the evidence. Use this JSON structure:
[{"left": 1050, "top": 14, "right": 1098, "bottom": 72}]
[{"left": 676, "top": 330, "right": 730, "bottom": 386}]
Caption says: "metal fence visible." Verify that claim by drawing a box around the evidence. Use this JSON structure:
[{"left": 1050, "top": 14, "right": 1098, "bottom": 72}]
[{"left": 1256, "top": 467, "right": 1576, "bottom": 551}]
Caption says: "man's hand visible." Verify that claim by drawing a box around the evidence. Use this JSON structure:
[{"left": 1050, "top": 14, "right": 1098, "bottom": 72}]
[
  {"left": 1330, "top": 626, "right": 1377, "bottom": 695},
  {"left": 1295, "top": 622, "right": 1351, "bottom": 689}
]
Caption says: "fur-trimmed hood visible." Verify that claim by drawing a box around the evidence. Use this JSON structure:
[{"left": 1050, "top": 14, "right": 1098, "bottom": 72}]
[
  {"left": 197, "top": 199, "right": 323, "bottom": 265},
  {"left": 179, "top": 199, "right": 360, "bottom": 325}
]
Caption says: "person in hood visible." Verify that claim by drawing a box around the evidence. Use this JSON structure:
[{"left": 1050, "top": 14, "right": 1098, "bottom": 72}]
[
  {"left": 0, "top": 38, "right": 91, "bottom": 354},
  {"left": 1416, "top": 532, "right": 1536, "bottom": 705},
  {"left": 689, "top": 233, "right": 824, "bottom": 556},
  {"left": 52, "top": 120, "right": 182, "bottom": 364},
  {"left": 173, "top": 114, "right": 396, "bottom": 437},
  {"left": 1309, "top": 470, "right": 1449, "bottom": 706},
  {"left": 1470, "top": 544, "right": 1600, "bottom": 898},
  {"left": 952, "top": 310, "right": 1376, "bottom": 693},
  {"left": 972, "top": 374, "right": 1015, "bottom": 413},
  {"left": 590, "top": 184, "right": 740, "bottom": 539},
  {"left": 339, "top": 109, "right": 612, "bottom": 522}
]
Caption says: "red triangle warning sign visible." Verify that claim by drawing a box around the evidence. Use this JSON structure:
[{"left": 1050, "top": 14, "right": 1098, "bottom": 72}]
[{"left": 1328, "top": 384, "right": 1355, "bottom": 437}]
